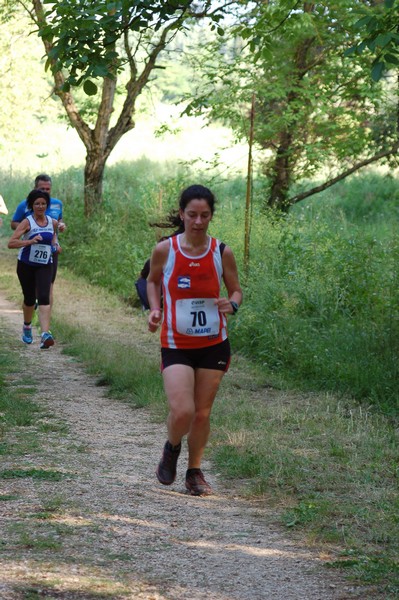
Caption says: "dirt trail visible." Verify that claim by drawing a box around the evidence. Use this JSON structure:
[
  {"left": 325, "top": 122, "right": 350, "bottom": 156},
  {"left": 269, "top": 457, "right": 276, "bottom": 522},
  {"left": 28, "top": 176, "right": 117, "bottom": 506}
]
[{"left": 0, "top": 273, "right": 361, "bottom": 600}]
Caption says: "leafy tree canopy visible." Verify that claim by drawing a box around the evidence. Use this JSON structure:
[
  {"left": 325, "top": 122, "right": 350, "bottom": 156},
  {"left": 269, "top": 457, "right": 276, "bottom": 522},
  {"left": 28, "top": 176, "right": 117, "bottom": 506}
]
[
  {"left": 1, "top": 0, "right": 234, "bottom": 214},
  {"left": 182, "top": 1, "right": 396, "bottom": 209},
  {"left": 35, "top": 0, "right": 227, "bottom": 94},
  {"left": 346, "top": 0, "right": 399, "bottom": 81}
]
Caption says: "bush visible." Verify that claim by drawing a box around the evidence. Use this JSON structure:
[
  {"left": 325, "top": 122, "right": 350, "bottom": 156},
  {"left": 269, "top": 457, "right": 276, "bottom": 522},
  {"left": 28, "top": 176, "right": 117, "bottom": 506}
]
[{"left": 2, "top": 165, "right": 397, "bottom": 414}]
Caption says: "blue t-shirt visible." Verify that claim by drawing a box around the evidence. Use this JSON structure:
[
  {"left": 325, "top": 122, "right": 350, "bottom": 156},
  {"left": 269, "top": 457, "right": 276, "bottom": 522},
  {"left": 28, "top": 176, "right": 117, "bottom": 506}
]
[{"left": 12, "top": 197, "right": 63, "bottom": 223}]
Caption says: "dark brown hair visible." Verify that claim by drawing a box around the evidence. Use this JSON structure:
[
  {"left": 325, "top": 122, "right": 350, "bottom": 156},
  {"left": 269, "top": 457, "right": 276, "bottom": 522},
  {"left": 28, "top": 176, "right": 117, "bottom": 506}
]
[{"left": 26, "top": 189, "right": 50, "bottom": 210}]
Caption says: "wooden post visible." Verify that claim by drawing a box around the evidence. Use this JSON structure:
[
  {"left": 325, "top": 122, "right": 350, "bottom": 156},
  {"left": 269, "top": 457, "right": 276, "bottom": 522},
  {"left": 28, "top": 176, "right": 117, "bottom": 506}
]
[{"left": 244, "top": 93, "right": 255, "bottom": 278}]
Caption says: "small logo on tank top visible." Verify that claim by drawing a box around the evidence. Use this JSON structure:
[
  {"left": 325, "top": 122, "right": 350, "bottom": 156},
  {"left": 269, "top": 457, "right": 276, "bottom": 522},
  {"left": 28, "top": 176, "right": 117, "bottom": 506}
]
[
  {"left": 189, "top": 261, "right": 200, "bottom": 267},
  {"left": 178, "top": 276, "right": 191, "bottom": 288}
]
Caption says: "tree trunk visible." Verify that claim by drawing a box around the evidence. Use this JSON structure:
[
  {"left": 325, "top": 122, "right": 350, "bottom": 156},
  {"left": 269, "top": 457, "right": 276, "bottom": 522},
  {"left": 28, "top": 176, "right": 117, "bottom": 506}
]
[
  {"left": 84, "top": 152, "right": 107, "bottom": 217},
  {"left": 265, "top": 2, "right": 315, "bottom": 211},
  {"left": 267, "top": 132, "right": 293, "bottom": 212},
  {"left": 30, "top": 0, "right": 181, "bottom": 217}
]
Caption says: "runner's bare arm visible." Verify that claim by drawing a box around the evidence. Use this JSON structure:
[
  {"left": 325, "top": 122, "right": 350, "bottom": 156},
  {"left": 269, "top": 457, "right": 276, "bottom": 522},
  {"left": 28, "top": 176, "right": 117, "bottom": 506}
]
[
  {"left": 7, "top": 219, "right": 40, "bottom": 249},
  {"left": 147, "top": 240, "right": 169, "bottom": 332},
  {"left": 215, "top": 245, "right": 243, "bottom": 315},
  {"left": 52, "top": 219, "right": 61, "bottom": 252}
]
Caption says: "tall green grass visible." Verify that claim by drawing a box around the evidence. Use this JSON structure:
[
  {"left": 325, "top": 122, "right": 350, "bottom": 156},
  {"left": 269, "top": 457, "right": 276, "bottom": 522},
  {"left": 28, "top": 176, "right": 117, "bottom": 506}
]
[
  {"left": 233, "top": 195, "right": 398, "bottom": 414},
  {"left": 0, "top": 194, "right": 397, "bottom": 594},
  {"left": 1, "top": 166, "right": 397, "bottom": 415},
  {"left": 212, "top": 388, "right": 399, "bottom": 595}
]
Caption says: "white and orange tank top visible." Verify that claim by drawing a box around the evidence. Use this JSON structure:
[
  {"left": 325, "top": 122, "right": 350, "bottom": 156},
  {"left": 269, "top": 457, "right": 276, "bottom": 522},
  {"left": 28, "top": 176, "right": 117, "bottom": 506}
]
[{"left": 161, "top": 234, "right": 227, "bottom": 349}]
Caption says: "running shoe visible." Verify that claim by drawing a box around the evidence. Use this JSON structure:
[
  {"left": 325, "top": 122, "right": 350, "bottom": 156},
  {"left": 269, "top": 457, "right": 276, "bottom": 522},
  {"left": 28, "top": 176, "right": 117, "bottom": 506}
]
[
  {"left": 22, "top": 325, "right": 33, "bottom": 344},
  {"left": 156, "top": 441, "right": 181, "bottom": 485},
  {"left": 40, "top": 331, "right": 54, "bottom": 349},
  {"left": 185, "top": 469, "right": 212, "bottom": 496}
]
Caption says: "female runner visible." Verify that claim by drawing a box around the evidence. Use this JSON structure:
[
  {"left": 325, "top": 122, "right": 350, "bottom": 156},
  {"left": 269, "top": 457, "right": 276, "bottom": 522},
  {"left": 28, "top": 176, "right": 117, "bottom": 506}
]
[
  {"left": 147, "top": 184, "right": 242, "bottom": 495},
  {"left": 8, "top": 189, "right": 57, "bottom": 349}
]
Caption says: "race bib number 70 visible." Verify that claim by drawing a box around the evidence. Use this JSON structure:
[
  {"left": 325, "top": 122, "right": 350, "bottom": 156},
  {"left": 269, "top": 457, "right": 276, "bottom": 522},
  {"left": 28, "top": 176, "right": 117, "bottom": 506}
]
[{"left": 176, "top": 298, "right": 220, "bottom": 336}]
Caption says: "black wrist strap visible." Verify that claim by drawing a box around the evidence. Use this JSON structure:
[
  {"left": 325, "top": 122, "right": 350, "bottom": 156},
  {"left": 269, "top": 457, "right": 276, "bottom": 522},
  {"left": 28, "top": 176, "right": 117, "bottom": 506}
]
[{"left": 230, "top": 301, "right": 239, "bottom": 314}]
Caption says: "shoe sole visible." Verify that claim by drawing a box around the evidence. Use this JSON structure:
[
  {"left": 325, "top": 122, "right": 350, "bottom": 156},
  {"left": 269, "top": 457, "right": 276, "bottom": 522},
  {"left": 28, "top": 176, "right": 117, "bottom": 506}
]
[
  {"left": 22, "top": 337, "right": 33, "bottom": 344},
  {"left": 40, "top": 338, "right": 54, "bottom": 349},
  {"left": 155, "top": 467, "right": 175, "bottom": 486},
  {"left": 185, "top": 483, "right": 212, "bottom": 496}
]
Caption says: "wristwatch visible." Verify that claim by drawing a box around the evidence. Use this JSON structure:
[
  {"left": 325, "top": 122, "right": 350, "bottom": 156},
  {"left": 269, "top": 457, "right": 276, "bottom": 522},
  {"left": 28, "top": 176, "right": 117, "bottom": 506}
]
[{"left": 230, "top": 301, "right": 239, "bottom": 314}]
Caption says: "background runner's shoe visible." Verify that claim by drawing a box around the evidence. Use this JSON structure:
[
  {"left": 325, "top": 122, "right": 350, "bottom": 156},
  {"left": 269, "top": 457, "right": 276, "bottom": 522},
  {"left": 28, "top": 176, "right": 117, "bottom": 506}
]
[
  {"left": 22, "top": 325, "right": 33, "bottom": 344},
  {"left": 40, "top": 331, "right": 54, "bottom": 349},
  {"left": 185, "top": 469, "right": 212, "bottom": 496}
]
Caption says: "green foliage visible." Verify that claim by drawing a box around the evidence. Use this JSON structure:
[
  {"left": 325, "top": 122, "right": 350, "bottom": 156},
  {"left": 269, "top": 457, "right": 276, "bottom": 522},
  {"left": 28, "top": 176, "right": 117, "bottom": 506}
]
[
  {"left": 328, "top": 551, "right": 399, "bottom": 595},
  {"left": 211, "top": 384, "right": 398, "bottom": 592},
  {"left": 0, "top": 468, "right": 65, "bottom": 480},
  {"left": 28, "top": 163, "right": 395, "bottom": 416},
  {"left": 0, "top": 333, "right": 43, "bottom": 429},
  {"left": 62, "top": 196, "right": 150, "bottom": 298},
  {"left": 346, "top": 0, "right": 399, "bottom": 81},
  {"left": 283, "top": 500, "right": 327, "bottom": 528},
  {"left": 0, "top": 12, "right": 62, "bottom": 167},
  {"left": 2, "top": 163, "right": 398, "bottom": 414},
  {"left": 0, "top": 328, "right": 63, "bottom": 459},
  {"left": 183, "top": 1, "right": 391, "bottom": 209},
  {"left": 40, "top": 0, "right": 193, "bottom": 89},
  {"left": 36, "top": 0, "right": 228, "bottom": 93},
  {"left": 54, "top": 316, "right": 164, "bottom": 407},
  {"left": 60, "top": 160, "right": 193, "bottom": 298},
  {"left": 230, "top": 175, "right": 399, "bottom": 413}
]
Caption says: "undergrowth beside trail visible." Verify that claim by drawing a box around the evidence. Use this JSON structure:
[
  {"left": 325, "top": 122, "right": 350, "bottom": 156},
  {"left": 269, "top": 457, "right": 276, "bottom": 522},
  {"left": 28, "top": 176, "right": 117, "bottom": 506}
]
[
  {"left": 1, "top": 165, "right": 398, "bottom": 415},
  {"left": 1, "top": 164, "right": 398, "bottom": 594},
  {"left": 211, "top": 379, "right": 398, "bottom": 595},
  {"left": 54, "top": 317, "right": 165, "bottom": 411},
  {"left": 0, "top": 248, "right": 397, "bottom": 595}
]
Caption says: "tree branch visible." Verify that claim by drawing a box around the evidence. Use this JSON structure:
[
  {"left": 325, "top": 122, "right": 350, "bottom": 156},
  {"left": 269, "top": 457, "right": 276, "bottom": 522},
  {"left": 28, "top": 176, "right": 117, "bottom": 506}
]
[
  {"left": 31, "top": 0, "right": 93, "bottom": 148},
  {"left": 287, "top": 145, "right": 399, "bottom": 205},
  {"left": 106, "top": 19, "right": 181, "bottom": 152},
  {"left": 187, "top": 0, "right": 238, "bottom": 19}
]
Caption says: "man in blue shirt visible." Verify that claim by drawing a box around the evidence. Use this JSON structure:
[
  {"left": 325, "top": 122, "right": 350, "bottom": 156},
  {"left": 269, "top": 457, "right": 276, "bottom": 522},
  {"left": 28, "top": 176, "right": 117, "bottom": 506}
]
[
  {"left": 11, "top": 173, "right": 66, "bottom": 306},
  {"left": 11, "top": 174, "right": 65, "bottom": 230}
]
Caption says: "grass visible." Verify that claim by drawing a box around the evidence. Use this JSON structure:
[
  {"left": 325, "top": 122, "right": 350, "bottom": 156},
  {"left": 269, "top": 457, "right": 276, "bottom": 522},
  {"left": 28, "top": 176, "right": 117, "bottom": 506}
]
[
  {"left": 54, "top": 318, "right": 164, "bottom": 407},
  {"left": 0, "top": 333, "right": 41, "bottom": 431},
  {"left": 0, "top": 468, "right": 66, "bottom": 480},
  {"left": 1, "top": 166, "right": 398, "bottom": 413},
  {"left": 210, "top": 377, "right": 398, "bottom": 593},
  {"left": 0, "top": 170, "right": 398, "bottom": 595},
  {"left": 0, "top": 323, "right": 73, "bottom": 568}
]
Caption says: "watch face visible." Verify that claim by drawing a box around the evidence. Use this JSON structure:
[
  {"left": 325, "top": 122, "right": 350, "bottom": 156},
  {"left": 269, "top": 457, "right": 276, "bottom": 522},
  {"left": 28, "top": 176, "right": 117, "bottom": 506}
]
[{"left": 230, "top": 301, "right": 238, "bottom": 313}]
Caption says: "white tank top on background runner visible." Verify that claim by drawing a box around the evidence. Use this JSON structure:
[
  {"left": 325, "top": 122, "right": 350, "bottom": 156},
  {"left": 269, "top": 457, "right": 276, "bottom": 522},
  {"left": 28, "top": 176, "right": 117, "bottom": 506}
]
[{"left": 18, "top": 214, "right": 54, "bottom": 267}]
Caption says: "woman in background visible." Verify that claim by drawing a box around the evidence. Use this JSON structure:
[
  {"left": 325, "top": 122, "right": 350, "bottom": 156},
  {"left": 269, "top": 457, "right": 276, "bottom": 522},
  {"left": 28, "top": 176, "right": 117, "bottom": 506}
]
[{"left": 8, "top": 189, "right": 57, "bottom": 349}]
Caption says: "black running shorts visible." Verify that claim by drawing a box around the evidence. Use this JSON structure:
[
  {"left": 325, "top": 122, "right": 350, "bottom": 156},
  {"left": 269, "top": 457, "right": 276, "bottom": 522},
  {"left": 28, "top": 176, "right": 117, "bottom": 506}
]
[{"left": 161, "top": 339, "right": 231, "bottom": 372}]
